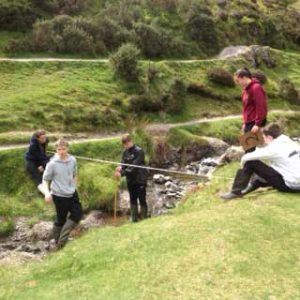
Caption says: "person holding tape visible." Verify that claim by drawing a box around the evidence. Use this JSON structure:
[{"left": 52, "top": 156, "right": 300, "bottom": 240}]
[
  {"left": 235, "top": 68, "right": 268, "bottom": 151},
  {"left": 115, "top": 134, "right": 148, "bottom": 222}
]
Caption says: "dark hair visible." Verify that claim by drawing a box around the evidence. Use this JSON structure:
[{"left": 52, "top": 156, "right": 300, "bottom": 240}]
[
  {"left": 121, "top": 133, "right": 133, "bottom": 145},
  {"left": 262, "top": 123, "right": 282, "bottom": 139},
  {"left": 34, "top": 130, "right": 46, "bottom": 138},
  {"left": 235, "top": 67, "right": 252, "bottom": 79}
]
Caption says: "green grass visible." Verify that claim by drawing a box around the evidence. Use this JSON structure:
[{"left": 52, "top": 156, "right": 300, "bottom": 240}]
[
  {"left": 1, "top": 163, "right": 300, "bottom": 299},
  {"left": 0, "top": 50, "right": 299, "bottom": 133},
  {"left": 174, "top": 111, "right": 300, "bottom": 144}
]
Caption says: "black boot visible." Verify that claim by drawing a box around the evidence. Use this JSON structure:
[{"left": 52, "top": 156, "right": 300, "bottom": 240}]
[
  {"left": 221, "top": 169, "right": 252, "bottom": 201},
  {"left": 140, "top": 205, "right": 148, "bottom": 220},
  {"left": 57, "top": 219, "right": 78, "bottom": 248},
  {"left": 52, "top": 225, "right": 62, "bottom": 244},
  {"left": 130, "top": 204, "right": 138, "bottom": 223}
]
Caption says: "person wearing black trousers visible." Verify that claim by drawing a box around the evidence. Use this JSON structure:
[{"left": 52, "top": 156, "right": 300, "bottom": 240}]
[
  {"left": 25, "top": 130, "right": 50, "bottom": 194},
  {"left": 221, "top": 123, "right": 300, "bottom": 200},
  {"left": 115, "top": 134, "right": 148, "bottom": 222}
]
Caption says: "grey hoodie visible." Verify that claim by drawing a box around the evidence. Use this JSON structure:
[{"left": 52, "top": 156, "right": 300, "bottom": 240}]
[{"left": 43, "top": 154, "right": 77, "bottom": 197}]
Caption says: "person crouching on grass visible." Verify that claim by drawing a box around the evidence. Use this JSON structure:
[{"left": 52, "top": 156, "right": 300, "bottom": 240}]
[
  {"left": 43, "top": 139, "right": 82, "bottom": 248},
  {"left": 221, "top": 123, "right": 300, "bottom": 200}
]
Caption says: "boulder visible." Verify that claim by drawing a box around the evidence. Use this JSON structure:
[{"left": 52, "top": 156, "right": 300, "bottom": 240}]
[
  {"left": 219, "top": 146, "right": 244, "bottom": 164},
  {"left": 29, "top": 221, "right": 53, "bottom": 241}
]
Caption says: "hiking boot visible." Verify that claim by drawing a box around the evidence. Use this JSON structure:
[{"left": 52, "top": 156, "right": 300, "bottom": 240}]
[
  {"left": 140, "top": 205, "right": 148, "bottom": 220},
  {"left": 57, "top": 219, "right": 77, "bottom": 248},
  {"left": 220, "top": 192, "right": 243, "bottom": 200},
  {"left": 52, "top": 225, "right": 62, "bottom": 244},
  {"left": 130, "top": 204, "right": 138, "bottom": 223}
]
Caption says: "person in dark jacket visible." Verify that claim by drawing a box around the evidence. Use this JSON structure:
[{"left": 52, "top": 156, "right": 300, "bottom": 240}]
[
  {"left": 235, "top": 68, "right": 268, "bottom": 137},
  {"left": 25, "top": 130, "right": 50, "bottom": 194},
  {"left": 115, "top": 134, "right": 148, "bottom": 222}
]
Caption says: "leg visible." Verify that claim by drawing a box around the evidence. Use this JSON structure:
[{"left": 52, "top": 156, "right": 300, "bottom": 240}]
[
  {"left": 137, "top": 184, "right": 148, "bottom": 220},
  {"left": 128, "top": 184, "right": 138, "bottom": 222},
  {"left": 244, "top": 161, "right": 292, "bottom": 192},
  {"left": 52, "top": 195, "right": 69, "bottom": 243},
  {"left": 26, "top": 160, "right": 42, "bottom": 185},
  {"left": 57, "top": 192, "right": 82, "bottom": 248}
]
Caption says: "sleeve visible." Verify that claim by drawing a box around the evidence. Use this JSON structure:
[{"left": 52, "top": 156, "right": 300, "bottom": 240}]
[
  {"left": 28, "top": 141, "right": 45, "bottom": 166},
  {"left": 253, "top": 85, "right": 267, "bottom": 126},
  {"left": 241, "top": 145, "right": 277, "bottom": 166},
  {"left": 43, "top": 162, "right": 54, "bottom": 182},
  {"left": 73, "top": 158, "right": 77, "bottom": 177},
  {"left": 123, "top": 149, "right": 145, "bottom": 177}
]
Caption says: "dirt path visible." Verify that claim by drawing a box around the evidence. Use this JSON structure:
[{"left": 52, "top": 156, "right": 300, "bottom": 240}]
[{"left": 0, "top": 109, "right": 293, "bottom": 152}]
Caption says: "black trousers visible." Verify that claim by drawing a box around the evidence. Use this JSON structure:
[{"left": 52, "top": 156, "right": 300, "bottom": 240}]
[
  {"left": 127, "top": 183, "right": 148, "bottom": 209},
  {"left": 233, "top": 160, "right": 297, "bottom": 194},
  {"left": 52, "top": 191, "right": 83, "bottom": 227},
  {"left": 25, "top": 160, "right": 43, "bottom": 185}
]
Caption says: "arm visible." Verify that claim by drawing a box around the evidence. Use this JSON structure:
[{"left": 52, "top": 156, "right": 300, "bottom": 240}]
[
  {"left": 253, "top": 85, "right": 267, "bottom": 126},
  {"left": 241, "top": 145, "right": 277, "bottom": 166},
  {"left": 28, "top": 140, "right": 47, "bottom": 168}
]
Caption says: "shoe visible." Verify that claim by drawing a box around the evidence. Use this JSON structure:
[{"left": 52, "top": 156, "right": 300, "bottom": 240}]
[
  {"left": 220, "top": 192, "right": 243, "bottom": 200},
  {"left": 57, "top": 219, "right": 78, "bottom": 248},
  {"left": 241, "top": 183, "right": 257, "bottom": 195}
]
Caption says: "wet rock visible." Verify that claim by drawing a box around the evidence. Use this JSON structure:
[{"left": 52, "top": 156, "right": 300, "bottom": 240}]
[
  {"left": 78, "top": 211, "right": 104, "bottom": 231},
  {"left": 219, "top": 146, "right": 244, "bottom": 164},
  {"left": 153, "top": 174, "right": 171, "bottom": 184},
  {"left": 30, "top": 221, "right": 53, "bottom": 241},
  {"left": 165, "top": 181, "right": 181, "bottom": 193}
]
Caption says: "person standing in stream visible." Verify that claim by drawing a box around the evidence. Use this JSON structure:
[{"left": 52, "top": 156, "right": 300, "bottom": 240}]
[
  {"left": 43, "top": 139, "right": 82, "bottom": 249},
  {"left": 115, "top": 134, "right": 149, "bottom": 223},
  {"left": 235, "top": 67, "right": 268, "bottom": 145}
]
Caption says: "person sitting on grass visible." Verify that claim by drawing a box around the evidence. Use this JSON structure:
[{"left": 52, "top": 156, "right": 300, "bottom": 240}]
[
  {"left": 221, "top": 123, "right": 300, "bottom": 200},
  {"left": 25, "top": 130, "right": 50, "bottom": 195},
  {"left": 43, "top": 139, "right": 82, "bottom": 249}
]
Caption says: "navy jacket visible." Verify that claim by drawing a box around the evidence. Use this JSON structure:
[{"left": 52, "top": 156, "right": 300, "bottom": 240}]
[
  {"left": 121, "top": 145, "right": 148, "bottom": 185},
  {"left": 25, "top": 136, "right": 50, "bottom": 167}
]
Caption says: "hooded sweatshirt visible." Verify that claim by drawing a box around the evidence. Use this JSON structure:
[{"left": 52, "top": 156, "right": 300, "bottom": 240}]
[
  {"left": 242, "top": 135, "right": 300, "bottom": 190},
  {"left": 25, "top": 135, "right": 49, "bottom": 167},
  {"left": 242, "top": 78, "right": 268, "bottom": 126},
  {"left": 43, "top": 154, "right": 77, "bottom": 197}
]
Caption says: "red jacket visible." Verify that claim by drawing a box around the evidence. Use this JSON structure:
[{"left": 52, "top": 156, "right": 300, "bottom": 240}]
[{"left": 242, "top": 78, "right": 268, "bottom": 126}]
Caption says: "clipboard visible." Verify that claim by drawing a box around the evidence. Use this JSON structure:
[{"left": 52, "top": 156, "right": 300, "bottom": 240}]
[{"left": 239, "top": 131, "right": 264, "bottom": 151}]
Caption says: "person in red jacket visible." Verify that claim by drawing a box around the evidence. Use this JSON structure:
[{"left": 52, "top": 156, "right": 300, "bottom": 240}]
[{"left": 235, "top": 68, "right": 268, "bottom": 137}]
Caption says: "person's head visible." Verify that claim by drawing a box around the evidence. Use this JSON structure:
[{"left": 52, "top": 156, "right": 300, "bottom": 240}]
[
  {"left": 262, "top": 123, "right": 282, "bottom": 144},
  {"left": 55, "top": 139, "right": 69, "bottom": 158},
  {"left": 34, "top": 130, "right": 47, "bottom": 144},
  {"left": 121, "top": 133, "right": 134, "bottom": 150},
  {"left": 234, "top": 68, "right": 252, "bottom": 88}
]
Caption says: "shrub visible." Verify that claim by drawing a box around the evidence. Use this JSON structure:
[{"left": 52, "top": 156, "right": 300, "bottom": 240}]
[
  {"left": 279, "top": 79, "right": 300, "bottom": 105},
  {"left": 207, "top": 68, "right": 235, "bottom": 87},
  {"left": 110, "top": 43, "right": 140, "bottom": 81},
  {"left": 252, "top": 70, "right": 267, "bottom": 85},
  {"left": 129, "top": 94, "right": 162, "bottom": 113},
  {"left": 133, "top": 22, "right": 171, "bottom": 58},
  {"left": 0, "top": 218, "right": 15, "bottom": 237},
  {"left": 78, "top": 163, "right": 119, "bottom": 211},
  {"left": 187, "top": 82, "right": 228, "bottom": 100},
  {"left": 164, "top": 78, "right": 186, "bottom": 113}
]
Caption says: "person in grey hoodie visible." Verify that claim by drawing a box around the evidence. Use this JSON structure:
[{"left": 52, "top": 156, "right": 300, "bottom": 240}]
[{"left": 43, "top": 139, "right": 82, "bottom": 248}]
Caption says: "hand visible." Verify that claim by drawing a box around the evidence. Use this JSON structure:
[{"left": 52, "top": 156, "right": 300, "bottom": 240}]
[
  {"left": 45, "top": 193, "right": 53, "bottom": 203},
  {"left": 114, "top": 171, "right": 121, "bottom": 178},
  {"left": 251, "top": 125, "right": 260, "bottom": 134},
  {"left": 38, "top": 166, "right": 44, "bottom": 173},
  {"left": 241, "top": 124, "right": 245, "bottom": 134},
  {"left": 115, "top": 166, "right": 122, "bottom": 172}
]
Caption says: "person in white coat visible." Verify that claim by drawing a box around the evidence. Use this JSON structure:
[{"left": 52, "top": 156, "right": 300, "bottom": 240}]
[{"left": 221, "top": 123, "right": 300, "bottom": 200}]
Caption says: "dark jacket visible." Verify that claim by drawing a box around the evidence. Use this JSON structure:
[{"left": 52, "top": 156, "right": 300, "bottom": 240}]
[
  {"left": 242, "top": 78, "right": 268, "bottom": 126},
  {"left": 25, "top": 135, "right": 50, "bottom": 168},
  {"left": 121, "top": 145, "right": 148, "bottom": 185}
]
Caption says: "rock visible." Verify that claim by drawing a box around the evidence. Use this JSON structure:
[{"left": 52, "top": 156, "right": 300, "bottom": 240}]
[
  {"left": 78, "top": 211, "right": 104, "bottom": 231},
  {"left": 30, "top": 221, "right": 53, "bottom": 241},
  {"left": 219, "top": 146, "right": 244, "bottom": 164},
  {"left": 0, "top": 251, "right": 42, "bottom": 267},
  {"left": 165, "top": 181, "right": 181, "bottom": 192},
  {"left": 153, "top": 174, "right": 169, "bottom": 184},
  {"left": 201, "top": 157, "right": 219, "bottom": 167}
]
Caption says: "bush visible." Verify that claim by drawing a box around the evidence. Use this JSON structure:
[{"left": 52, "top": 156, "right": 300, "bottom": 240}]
[
  {"left": 279, "top": 79, "right": 300, "bottom": 105},
  {"left": 252, "top": 70, "right": 267, "bottom": 85},
  {"left": 164, "top": 79, "right": 186, "bottom": 113},
  {"left": 207, "top": 68, "right": 235, "bottom": 87},
  {"left": 78, "top": 163, "right": 119, "bottom": 211},
  {"left": 0, "top": 218, "right": 15, "bottom": 237},
  {"left": 133, "top": 22, "right": 171, "bottom": 58},
  {"left": 110, "top": 43, "right": 141, "bottom": 81},
  {"left": 129, "top": 94, "right": 162, "bottom": 113},
  {"left": 187, "top": 82, "right": 228, "bottom": 100}
]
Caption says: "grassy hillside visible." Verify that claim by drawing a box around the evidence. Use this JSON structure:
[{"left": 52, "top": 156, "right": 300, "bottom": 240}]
[
  {"left": 0, "top": 50, "right": 299, "bottom": 134},
  {"left": 1, "top": 0, "right": 299, "bottom": 57},
  {"left": 1, "top": 163, "right": 300, "bottom": 299}
]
